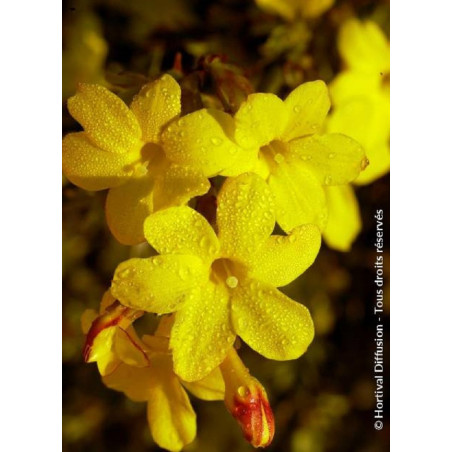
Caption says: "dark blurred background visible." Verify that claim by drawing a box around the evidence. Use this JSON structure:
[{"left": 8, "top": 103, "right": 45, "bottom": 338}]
[{"left": 62, "top": 0, "right": 390, "bottom": 450}]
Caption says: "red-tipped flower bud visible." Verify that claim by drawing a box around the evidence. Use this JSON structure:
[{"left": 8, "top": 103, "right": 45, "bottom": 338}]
[{"left": 220, "top": 349, "right": 275, "bottom": 448}]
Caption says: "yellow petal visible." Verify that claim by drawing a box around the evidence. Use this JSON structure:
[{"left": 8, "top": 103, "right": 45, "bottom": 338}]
[
  {"left": 105, "top": 175, "right": 154, "bottom": 245},
  {"left": 99, "top": 289, "right": 116, "bottom": 313},
  {"left": 282, "top": 81, "right": 331, "bottom": 141},
  {"left": 268, "top": 159, "right": 327, "bottom": 232},
  {"left": 67, "top": 83, "right": 142, "bottom": 154},
  {"left": 144, "top": 206, "right": 220, "bottom": 261},
  {"left": 338, "top": 19, "right": 390, "bottom": 75},
  {"left": 287, "top": 133, "right": 366, "bottom": 185},
  {"left": 323, "top": 185, "right": 362, "bottom": 251},
  {"left": 329, "top": 71, "right": 381, "bottom": 106},
  {"left": 217, "top": 173, "right": 275, "bottom": 263},
  {"left": 162, "top": 109, "right": 250, "bottom": 177},
  {"left": 62, "top": 132, "right": 134, "bottom": 190},
  {"left": 152, "top": 164, "right": 210, "bottom": 211},
  {"left": 111, "top": 255, "right": 208, "bottom": 314},
  {"left": 354, "top": 141, "right": 390, "bottom": 185},
  {"left": 327, "top": 91, "right": 390, "bottom": 150},
  {"left": 170, "top": 282, "right": 235, "bottom": 382},
  {"left": 234, "top": 93, "right": 289, "bottom": 148},
  {"left": 147, "top": 354, "right": 196, "bottom": 452},
  {"left": 182, "top": 367, "right": 225, "bottom": 401},
  {"left": 130, "top": 74, "right": 181, "bottom": 143},
  {"left": 247, "top": 224, "right": 321, "bottom": 287},
  {"left": 231, "top": 279, "right": 314, "bottom": 360},
  {"left": 154, "top": 315, "right": 175, "bottom": 338},
  {"left": 103, "top": 363, "right": 152, "bottom": 402},
  {"left": 141, "top": 334, "right": 170, "bottom": 353},
  {"left": 90, "top": 327, "right": 121, "bottom": 376},
  {"left": 113, "top": 327, "right": 150, "bottom": 367}
]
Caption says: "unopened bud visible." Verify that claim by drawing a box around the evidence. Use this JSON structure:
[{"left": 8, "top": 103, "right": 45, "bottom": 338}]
[
  {"left": 220, "top": 349, "right": 275, "bottom": 448},
  {"left": 201, "top": 55, "right": 254, "bottom": 114}
]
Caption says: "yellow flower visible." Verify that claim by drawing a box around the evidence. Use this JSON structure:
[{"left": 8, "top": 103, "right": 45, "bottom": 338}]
[
  {"left": 161, "top": 80, "right": 366, "bottom": 234},
  {"left": 327, "top": 19, "right": 390, "bottom": 185},
  {"left": 83, "top": 302, "right": 225, "bottom": 452},
  {"left": 62, "top": 75, "right": 209, "bottom": 245},
  {"left": 111, "top": 172, "right": 320, "bottom": 382},
  {"left": 255, "top": 0, "right": 335, "bottom": 21},
  {"left": 324, "top": 19, "right": 390, "bottom": 250}
]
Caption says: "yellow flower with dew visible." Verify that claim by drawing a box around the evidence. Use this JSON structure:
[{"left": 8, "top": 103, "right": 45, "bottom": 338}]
[
  {"left": 111, "top": 172, "right": 320, "bottom": 382},
  {"left": 83, "top": 300, "right": 225, "bottom": 452},
  {"left": 324, "top": 19, "right": 390, "bottom": 251},
  {"left": 62, "top": 74, "right": 209, "bottom": 245},
  {"left": 161, "top": 80, "right": 367, "bottom": 235},
  {"left": 255, "top": 0, "right": 335, "bottom": 21}
]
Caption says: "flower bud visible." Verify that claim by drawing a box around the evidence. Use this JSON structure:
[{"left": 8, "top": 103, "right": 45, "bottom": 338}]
[
  {"left": 201, "top": 55, "right": 254, "bottom": 114},
  {"left": 220, "top": 349, "right": 275, "bottom": 448}
]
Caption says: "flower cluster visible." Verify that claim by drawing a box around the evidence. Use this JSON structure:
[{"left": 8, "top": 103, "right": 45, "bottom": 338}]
[{"left": 64, "top": 67, "right": 368, "bottom": 450}]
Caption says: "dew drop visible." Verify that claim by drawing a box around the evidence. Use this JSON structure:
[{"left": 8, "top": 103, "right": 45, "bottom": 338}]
[
  {"left": 179, "top": 268, "right": 188, "bottom": 281},
  {"left": 118, "top": 268, "right": 130, "bottom": 278},
  {"left": 226, "top": 276, "right": 239, "bottom": 289},
  {"left": 211, "top": 137, "right": 223, "bottom": 146},
  {"left": 237, "top": 386, "right": 248, "bottom": 397},
  {"left": 324, "top": 175, "right": 332, "bottom": 185},
  {"left": 328, "top": 152, "right": 336, "bottom": 159},
  {"left": 361, "top": 157, "right": 370, "bottom": 170},
  {"left": 293, "top": 105, "right": 301, "bottom": 113}
]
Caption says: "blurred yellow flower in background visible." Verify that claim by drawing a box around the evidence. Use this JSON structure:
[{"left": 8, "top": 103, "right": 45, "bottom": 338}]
[
  {"left": 328, "top": 19, "right": 390, "bottom": 185},
  {"left": 83, "top": 305, "right": 225, "bottom": 452},
  {"left": 62, "top": 9, "right": 108, "bottom": 100},
  {"left": 162, "top": 81, "right": 367, "bottom": 235},
  {"left": 62, "top": 75, "right": 209, "bottom": 245},
  {"left": 324, "top": 19, "right": 390, "bottom": 251},
  {"left": 111, "top": 173, "right": 320, "bottom": 382},
  {"left": 255, "top": 0, "right": 335, "bottom": 21}
]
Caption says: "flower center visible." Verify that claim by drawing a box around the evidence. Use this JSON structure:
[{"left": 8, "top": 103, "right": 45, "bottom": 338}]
[
  {"left": 133, "top": 142, "right": 167, "bottom": 177},
  {"left": 259, "top": 140, "right": 289, "bottom": 170},
  {"left": 211, "top": 258, "right": 242, "bottom": 289}
]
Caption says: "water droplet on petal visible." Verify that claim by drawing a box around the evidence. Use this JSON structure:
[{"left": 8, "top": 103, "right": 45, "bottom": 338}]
[
  {"left": 361, "top": 157, "right": 370, "bottom": 170},
  {"left": 226, "top": 276, "right": 239, "bottom": 289},
  {"left": 118, "top": 268, "right": 131, "bottom": 278},
  {"left": 237, "top": 386, "right": 248, "bottom": 397},
  {"left": 211, "top": 137, "right": 223, "bottom": 146}
]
